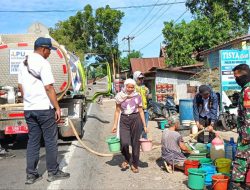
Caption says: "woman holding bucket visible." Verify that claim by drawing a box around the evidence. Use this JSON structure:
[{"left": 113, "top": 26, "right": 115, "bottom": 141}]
[{"left": 112, "top": 78, "right": 147, "bottom": 173}]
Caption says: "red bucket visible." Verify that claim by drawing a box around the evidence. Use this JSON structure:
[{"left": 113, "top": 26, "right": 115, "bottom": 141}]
[
  {"left": 246, "top": 169, "right": 250, "bottom": 183},
  {"left": 184, "top": 160, "right": 200, "bottom": 176}
]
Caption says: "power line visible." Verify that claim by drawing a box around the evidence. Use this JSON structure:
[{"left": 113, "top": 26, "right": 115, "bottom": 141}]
[
  {"left": 138, "top": 10, "right": 188, "bottom": 51},
  {"left": 132, "top": 0, "right": 170, "bottom": 37},
  {"left": 127, "top": 0, "right": 160, "bottom": 36},
  {"left": 0, "top": 9, "right": 78, "bottom": 13},
  {"left": 0, "top": 2, "right": 186, "bottom": 13},
  {"left": 113, "top": 1, "right": 185, "bottom": 9},
  {"left": 134, "top": 0, "right": 175, "bottom": 37}
]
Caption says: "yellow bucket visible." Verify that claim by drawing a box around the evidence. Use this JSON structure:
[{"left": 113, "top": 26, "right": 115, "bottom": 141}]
[{"left": 215, "top": 158, "right": 232, "bottom": 174}]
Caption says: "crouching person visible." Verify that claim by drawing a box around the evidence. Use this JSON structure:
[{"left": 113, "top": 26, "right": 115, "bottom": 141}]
[{"left": 161, "top": 116, "right": 192, "bottom": 173}]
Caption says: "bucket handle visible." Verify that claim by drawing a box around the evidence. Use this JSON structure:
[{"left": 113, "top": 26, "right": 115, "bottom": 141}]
[
  {"left": 212, "top": 180, "right": 220, "bottom": 189},
  {"left": 212, "top": 178, "right": 228, "bottom": 189}
]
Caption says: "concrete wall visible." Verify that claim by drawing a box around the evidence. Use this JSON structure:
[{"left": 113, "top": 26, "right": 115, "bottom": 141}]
[{"left": 155, "top": 70, "right": 201, "bottom": 104}]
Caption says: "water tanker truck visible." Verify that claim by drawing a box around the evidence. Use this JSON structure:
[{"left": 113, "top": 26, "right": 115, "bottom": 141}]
[{"left": 0, "top": 23, "right": 111, "bottom": 139}]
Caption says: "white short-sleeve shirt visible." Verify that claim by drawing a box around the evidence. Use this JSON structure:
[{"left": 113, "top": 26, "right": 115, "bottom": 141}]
[{"left": 18, "top": 52, "right": 55, "bottom": 110}]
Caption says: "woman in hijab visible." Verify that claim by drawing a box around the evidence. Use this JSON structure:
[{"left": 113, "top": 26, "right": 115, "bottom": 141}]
[
  {"left": 161, "top": 115, "right": 192, "bottom": 173},
  {"left": 112, "top": 78, "right": 147, "bottom": 173}
]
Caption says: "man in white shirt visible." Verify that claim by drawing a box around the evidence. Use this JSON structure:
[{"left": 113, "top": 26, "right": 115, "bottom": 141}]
[
  {"left": 193, "top": 85, "right": 219, "bottom": 143},
  {"left": 18, "top": 37, "right": 70, "bottom": 184}
]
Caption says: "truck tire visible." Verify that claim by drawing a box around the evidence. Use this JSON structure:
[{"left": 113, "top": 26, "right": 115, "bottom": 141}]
[{"left": 79, "top": 102, "right": 86, "bottom": 139}]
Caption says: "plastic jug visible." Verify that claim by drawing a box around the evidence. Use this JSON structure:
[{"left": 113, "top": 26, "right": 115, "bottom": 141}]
[
  {"left": 225, "top": 137, "right": 237, "bottom": 161},
  {"left": 210, "top": 133, "right": 225, "bottom": 161},
  {"left": 191, "top": 123, "right": 198, "bottom": 135}
]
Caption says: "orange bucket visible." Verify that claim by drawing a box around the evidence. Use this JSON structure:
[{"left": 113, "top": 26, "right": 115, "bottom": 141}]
[
  {"left": 212, "top": 175, "right": 229, "bottom": 190},
  {"left": 184, "top": 160, "right": 200, "bottom": 176}
]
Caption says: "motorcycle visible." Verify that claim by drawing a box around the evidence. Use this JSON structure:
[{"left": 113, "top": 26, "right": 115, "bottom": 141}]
[
  {"left": 148, "top": 95, "right": 177, "bottom": 120},
  {"left": 218, "top": 92, "right": 239, "bottom": 131}
]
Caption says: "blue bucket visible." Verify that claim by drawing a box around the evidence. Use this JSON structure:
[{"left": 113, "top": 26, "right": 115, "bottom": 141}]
[
  {"left": 179, "top": 99, "right": 194, "bottom": 123},
  {"left": 201, "top": 165, "right": 217, "bottom": 185}
]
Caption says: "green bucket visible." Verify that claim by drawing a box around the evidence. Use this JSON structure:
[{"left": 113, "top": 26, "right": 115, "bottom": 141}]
[
  {"left": 188, "top": 151, "right": 207, "bottom": 160},
  {"left": 158, "top": 120, "right": 168, "bottom": 130},
  {"left": 199, "top": 158, "right": 213, "bottom": 166},
  {"left": 106, "top": 136, "right": 120, "bottom": 153},
  {"left": 194, "top": 143, "right": 207, "bottom": 152},
  {"left": 188, "top": 168, "right": 206, "bottom": 190}
]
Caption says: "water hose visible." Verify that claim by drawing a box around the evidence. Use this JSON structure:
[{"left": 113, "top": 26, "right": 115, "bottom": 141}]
[
  {"left": 68, "top": 119, "right": 162, "bottom": 157},
  {"left": 188, "top": 127, "right": 218, "bottom": 142},
  {"left": 68, "top": 119, "right": 116, "bottom": 157}
]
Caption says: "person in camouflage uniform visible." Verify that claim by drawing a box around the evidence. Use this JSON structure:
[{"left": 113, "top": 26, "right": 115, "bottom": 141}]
[{"left": 232, "top": 64, "right": 250, "bottom": 188}]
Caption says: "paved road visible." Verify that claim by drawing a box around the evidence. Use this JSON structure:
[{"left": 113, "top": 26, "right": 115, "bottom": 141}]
[{"left": 0, "top": 100, "right": 238, "bottom": 190}]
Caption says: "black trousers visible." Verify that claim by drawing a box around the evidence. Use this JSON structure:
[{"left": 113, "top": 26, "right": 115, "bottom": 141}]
[
  {"left": 197, "top": 116, "right": 216, "bottom": 143},
  {"left": 120, "top": 113, "right": 143, "bottom": 168},
  {"left": 24, "top": 109, "right": 59, "bottom": 176}
]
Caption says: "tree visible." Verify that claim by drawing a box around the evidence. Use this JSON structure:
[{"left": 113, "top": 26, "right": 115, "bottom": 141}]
[
  {"left": 50, "top": 5, "right": 95, "bottom": 59},
  {"left": 186, "top": 0, "right": 250, "bottom": 35},
  {"left": 163, "top": 4, "right": 235, "bottom": 66},
  {"left": 119, "top": 50, "right": 143, "bottom": 71},
  {"left": 94, "top": 5, "right": 124, "bottom": 77},
  {"left": 50, "top": 5, "right": 124, "bottom": 77}
]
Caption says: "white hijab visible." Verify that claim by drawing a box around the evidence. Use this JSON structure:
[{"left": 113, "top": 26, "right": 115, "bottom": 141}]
[{"left": 115, "top": 78, "right": 138, "bottom": 104}]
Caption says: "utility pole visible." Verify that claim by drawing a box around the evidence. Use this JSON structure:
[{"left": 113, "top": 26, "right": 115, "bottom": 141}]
[
  {"left": 122, "top": 36, "right": 135, "bottom": 54},
  {"left": 122, "top": 36, "right": 134, "bottom": 75}
]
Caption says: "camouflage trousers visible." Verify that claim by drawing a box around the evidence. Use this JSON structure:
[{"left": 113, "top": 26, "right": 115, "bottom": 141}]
[{"left": 232, "top": 148, "right": 250, "bottom": 182}]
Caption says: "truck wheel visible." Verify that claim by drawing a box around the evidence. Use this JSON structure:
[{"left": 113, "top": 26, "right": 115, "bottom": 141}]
[
  {"left": 79, "top": 103, "right": 85, "bottom": 139},
  {"left": 79, "top": 121, "right": 84, "bottom": 139},
  {"left": 2, "top": 134, "right": 17, "bottom": 143}
]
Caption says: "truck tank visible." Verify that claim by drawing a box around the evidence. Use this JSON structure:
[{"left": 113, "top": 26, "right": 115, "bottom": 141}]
[
  {"left": 0, "top": 23, "right": 87, "bottom": 139},
  {"left": 0, "top": 32, "right": 70, "bottom": 97}
]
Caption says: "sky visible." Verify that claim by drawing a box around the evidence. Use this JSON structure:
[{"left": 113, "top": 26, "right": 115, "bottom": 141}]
[{"left": 0, "top": 0, "right": 192, "bottom": 58}]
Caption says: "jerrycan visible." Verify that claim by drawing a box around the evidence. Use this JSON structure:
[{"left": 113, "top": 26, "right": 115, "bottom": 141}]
[
  {"left": 210, "top": 133, "right": 225, "bottom": 161},
  {"left": 225, "top": 137, "right": 237, "bottom": 161}
]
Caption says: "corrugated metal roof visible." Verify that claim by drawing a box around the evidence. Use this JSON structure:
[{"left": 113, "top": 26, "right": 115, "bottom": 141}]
[
  {"left": 130, "top": 57, "right": 165, "bottom": 73},
  {"left": 199, "top": 34, "right": 250, "bottom": 56},
  {"left": 147, "top": 67, "right": 196, "bottom": 75}
]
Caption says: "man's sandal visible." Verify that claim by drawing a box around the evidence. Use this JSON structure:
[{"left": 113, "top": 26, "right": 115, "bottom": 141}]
[
  {"left": 131, "top": 165, "right": 139, "bottom": 173},
  {"left": 120, "top": 161, "right": 129, "bottom": 171},
  {"left": 163, "top": 161, "right": 173, "bottom": 174}
]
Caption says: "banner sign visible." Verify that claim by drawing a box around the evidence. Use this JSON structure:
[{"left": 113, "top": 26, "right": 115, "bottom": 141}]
[{"left": 220, "top": 49, "right": 250, "bottom": 91}]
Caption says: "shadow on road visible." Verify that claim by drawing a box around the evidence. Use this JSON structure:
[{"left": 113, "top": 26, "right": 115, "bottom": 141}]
[
  {"left": 37, "top": 150, "right": 69, "bottom": 175},
  {"left": 106, "top": 155, "right": 123, "bottom": 166},
  {"left": 88, "top": 114, "right": 110, "bottom": 124},
  {"left": 106, "top": 154, "right": 148, "bottom": 168},
  {"left": 155, "top": 157, "right": 164, "bottom": 169}
]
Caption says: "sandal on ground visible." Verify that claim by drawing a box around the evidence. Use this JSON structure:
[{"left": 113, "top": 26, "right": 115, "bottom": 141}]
[
  {"left": 131, "top": 165, "right": 139, "bottom": 173},
  {"left": 163, "top": 161, "right": 173, "bottom": 174},
  {"left": 120, "top": 161, "right": 129, "bottom": 171}
]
